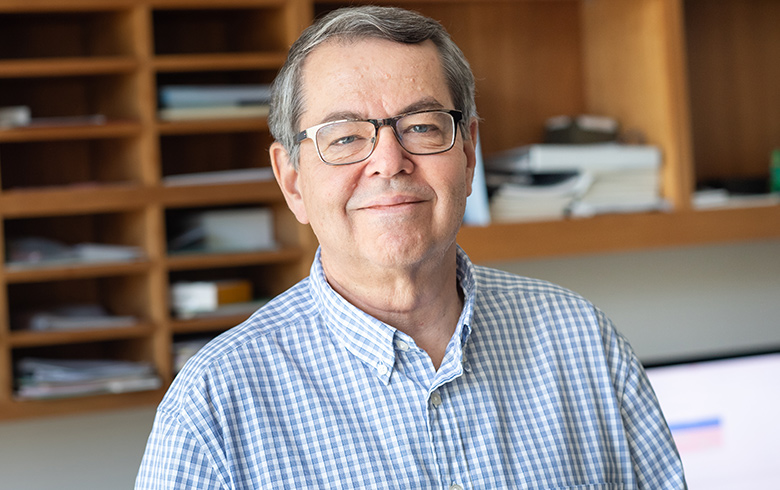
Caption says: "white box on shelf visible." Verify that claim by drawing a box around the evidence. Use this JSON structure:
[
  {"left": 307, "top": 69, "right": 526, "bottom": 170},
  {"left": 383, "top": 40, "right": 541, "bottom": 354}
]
[
  {"left": 200, "top": 207, "right": 276, "bottom": 252},
  {"left": 170, "top": 279, "right": 253, "bottom": 318}
]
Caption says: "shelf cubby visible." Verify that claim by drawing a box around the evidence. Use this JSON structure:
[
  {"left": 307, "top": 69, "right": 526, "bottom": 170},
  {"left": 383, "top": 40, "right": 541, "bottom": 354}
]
[
  {"left": 0, "top": 136, "right": 144, "bottom": 191},
  {"left": 684, "top": 0, "right": 780, "bottom": 186},
  {"left": 0, "top": 9, "right": 136, "bottom": 60},
  {"left": 152, "top": 6, "right": 290, "bottom": 56},
  {"left": 159, "top": 131, "right": 273, "bottom": 177}
]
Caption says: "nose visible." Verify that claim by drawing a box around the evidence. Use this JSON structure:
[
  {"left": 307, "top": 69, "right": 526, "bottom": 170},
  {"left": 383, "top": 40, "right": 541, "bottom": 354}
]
[{"left": 363, "top": 126, "right": 414, "bottom": 177}]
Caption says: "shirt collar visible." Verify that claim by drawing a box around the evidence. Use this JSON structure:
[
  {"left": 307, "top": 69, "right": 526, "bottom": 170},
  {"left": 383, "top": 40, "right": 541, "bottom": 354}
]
[{"left": 308, "top": 247, "right": 477, "bottom": 384}]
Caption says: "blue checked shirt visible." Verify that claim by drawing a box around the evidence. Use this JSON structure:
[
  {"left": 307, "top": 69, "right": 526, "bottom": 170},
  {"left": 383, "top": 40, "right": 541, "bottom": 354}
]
[{"left": 137, "top": 247, "right": 685, "bottom": 489}]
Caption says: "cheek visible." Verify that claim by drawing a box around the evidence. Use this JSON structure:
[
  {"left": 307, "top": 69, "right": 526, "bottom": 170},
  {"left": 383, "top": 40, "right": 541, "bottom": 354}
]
[
  {"left": 434, "top": 164, "right": 470, "bottom": 207},
  {"left": 300, "top": 168, "right": 356, "bottom": 219}
]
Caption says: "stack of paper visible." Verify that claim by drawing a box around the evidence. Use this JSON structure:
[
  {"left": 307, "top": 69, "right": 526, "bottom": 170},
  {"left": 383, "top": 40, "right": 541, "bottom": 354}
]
[
  {"left": 488, "top": 172, "right": 592, "bottom": 222},
  {"left": 5, "top": 237, "right": 143, "bottom": 268},
  {"left": 21, "top": 304, "right": 137, "bottom": 332},
  {"left": 570, "top": 167, "right": 665, "bottom": 217},
  {"left": 168, "top": 207, "right": 277, "bottom": 254},
  {"left": 15, "top": 358, "right": 160, "bottom": 400},
  {"left": 157, "top": 85, "right": 271, "bottom": 121},
  {"left": 486, "top": 144, "right": 665, "bottom": 221}
]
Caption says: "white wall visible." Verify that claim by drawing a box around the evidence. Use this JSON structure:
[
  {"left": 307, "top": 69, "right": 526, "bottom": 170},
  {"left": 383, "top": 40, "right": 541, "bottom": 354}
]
[
  {"left": 0, "top": 405, "right": 156, "bottom": 490},
  {"left": 1, "top": 239, "right": 778, "bottom": 489}
]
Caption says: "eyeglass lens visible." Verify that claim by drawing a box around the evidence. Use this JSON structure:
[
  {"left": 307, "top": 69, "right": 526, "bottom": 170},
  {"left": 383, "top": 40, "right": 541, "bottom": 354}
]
[{"left": 315, "top": 111, "right": 456, "bottom": 165}]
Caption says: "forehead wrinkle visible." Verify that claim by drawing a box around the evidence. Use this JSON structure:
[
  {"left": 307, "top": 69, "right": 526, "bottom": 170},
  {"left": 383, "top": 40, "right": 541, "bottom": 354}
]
[
  {"left": 317, "top": 97, "right": 447, "bottom": 126},
  {"left": 299, "top": 39, "right": 451, "bottom": 127}
]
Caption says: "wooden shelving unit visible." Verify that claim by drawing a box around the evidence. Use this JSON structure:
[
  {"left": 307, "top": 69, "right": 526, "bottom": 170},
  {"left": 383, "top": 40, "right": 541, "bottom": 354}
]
[
  {"left": 0, "top": 0, "right": 311, "bottom": 420},
  {"left": 0, "top": 0, "right": 778, "bottom": 420}
]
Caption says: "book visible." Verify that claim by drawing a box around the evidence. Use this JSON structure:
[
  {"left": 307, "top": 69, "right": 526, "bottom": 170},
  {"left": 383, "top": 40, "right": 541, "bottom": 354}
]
[
  {"left": 485, "top": 143, "right": 661, "bottom": 173},
  {"left": 485, "top": 144, "right": 665, "bottom": 220},
  {"left": 569, "top": 167, "right": 667, "bottom": 217},
  {"left": 489, "top": 172, "right": 593, "bottom": 223},
  {"left": 158, "top": 84, "right": 272, "bottom": 108},
  {"left": 163, "top": 167, "right": 274, "bottom": 187},
  {"left": 15, "top": 358, "right": 160, "bottom": 400},
  {"left": 157, "top": 104, "right": 270, "bottom": 121}
]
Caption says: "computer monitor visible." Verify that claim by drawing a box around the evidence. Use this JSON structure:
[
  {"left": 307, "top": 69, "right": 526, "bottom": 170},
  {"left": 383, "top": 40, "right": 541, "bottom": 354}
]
[{"left": 645, "top": 348, "right": 780, "bottom": 489}]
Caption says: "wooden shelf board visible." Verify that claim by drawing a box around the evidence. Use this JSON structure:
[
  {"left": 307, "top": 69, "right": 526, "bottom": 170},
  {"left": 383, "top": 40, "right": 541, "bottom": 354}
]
[
  {"left": 0, "top": 120, "right": 142, "bottom": 142},
  {"left": 0, "top": 388, "right": 165, "bottom": 422},
  {"left": 3, "top": 260, "right": 152, "bottom": 284},
  {"left": 161, "top": 179, "right": 282, "bottom": 207},
  {"left": 171, "top": 314, "right": 251, "bottom": 334},
  {"left": 166, "top": 246, "right": 302, "bottom": 270},
  {"left": 457, "top": 206, "right": 780, "bottom": 263},
  {"left": 8, "top": 323, "right": 155, "bottom": 348},
  {"left": 0, "top": 184, "right": 151, "bottom": 217},
  {"left": 156, "top": 117, "right": 269, "bottom": 135},
  {"left": 151, "top": 0, "right": 288, "bottom": 9},
  {"left": 153, "top": 52, "right": 287, "bottom": 72},
  {"left": 0, "top": 57, "right": 138, "bottom": 78},
  {"left": 0, "top": 0, "right": 137, "bottom": 13}
]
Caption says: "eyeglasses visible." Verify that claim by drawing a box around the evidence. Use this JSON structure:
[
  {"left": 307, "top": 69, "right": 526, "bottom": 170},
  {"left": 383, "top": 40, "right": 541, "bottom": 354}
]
[{"left": 294, "top": 109, "right": 463, "bottom": 166}]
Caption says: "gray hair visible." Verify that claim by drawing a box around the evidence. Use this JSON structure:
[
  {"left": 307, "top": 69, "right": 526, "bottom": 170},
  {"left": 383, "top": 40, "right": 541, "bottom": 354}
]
[{"left": 268, "top": 5, "right": 477, "bottom": 167}]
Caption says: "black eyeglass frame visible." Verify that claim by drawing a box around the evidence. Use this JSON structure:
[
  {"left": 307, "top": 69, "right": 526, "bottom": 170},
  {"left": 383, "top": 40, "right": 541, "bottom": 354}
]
[{"left": 294, "top": 109, "right": 464, "bottom": 166}]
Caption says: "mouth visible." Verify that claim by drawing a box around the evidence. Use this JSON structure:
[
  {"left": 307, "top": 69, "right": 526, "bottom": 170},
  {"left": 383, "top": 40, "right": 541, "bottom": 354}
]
[{"left": 358, "top": 195, "right": 427, "bottom": 211}]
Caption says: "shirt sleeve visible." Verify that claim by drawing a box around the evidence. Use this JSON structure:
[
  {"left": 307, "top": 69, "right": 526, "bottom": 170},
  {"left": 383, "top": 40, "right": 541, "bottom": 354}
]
[
  {"left": 599, "top": 309, "right": 688, "bottom": 489},
  {"left": 135, "top": 408, "right": 229, "bottom": 490}
]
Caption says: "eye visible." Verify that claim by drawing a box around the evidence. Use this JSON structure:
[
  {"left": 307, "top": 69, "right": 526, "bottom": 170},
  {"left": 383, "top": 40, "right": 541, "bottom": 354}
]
[
  {"left": 406, "top": 124, "right": 437, "bottom": 134},
  {"left": 332, "top": 134, "right": 361, "bottom": 146}
]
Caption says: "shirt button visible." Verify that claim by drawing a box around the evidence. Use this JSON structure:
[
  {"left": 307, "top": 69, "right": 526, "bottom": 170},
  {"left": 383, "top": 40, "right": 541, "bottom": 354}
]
[
  {"left": 449, "top": 484, "right": 463, "bottom": 490},
  {"left": 429, "top": 391, "right": 442, "bottom": 408},
  {"left": 394, "top": 340, "right": 410, "bottom": 352},
  {"left": 462, "top": 360, "right": 472, "bottom": 373},
  {"left": 376, "top": 363, "right": 389, "bottom": 376}
]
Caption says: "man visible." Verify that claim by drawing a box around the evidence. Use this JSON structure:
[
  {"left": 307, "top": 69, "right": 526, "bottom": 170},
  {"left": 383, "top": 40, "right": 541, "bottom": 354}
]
[{"left": 137, "top": 6, "right": 685, "bottom": 489}]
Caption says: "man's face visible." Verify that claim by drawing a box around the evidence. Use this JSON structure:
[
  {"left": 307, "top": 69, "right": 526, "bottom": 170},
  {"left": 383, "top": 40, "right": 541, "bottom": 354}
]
[{"left": 273, "top": 38, "right": 477, "bottom": 276}]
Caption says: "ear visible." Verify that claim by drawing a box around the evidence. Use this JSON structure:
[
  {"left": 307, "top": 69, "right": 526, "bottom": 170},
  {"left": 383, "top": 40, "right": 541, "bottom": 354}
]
[
  {"left": 463, "top": 118, "right": 479, "bottom": 197},
  {"left": 270, "top": 141, "right": 310, "bottom": 225}
]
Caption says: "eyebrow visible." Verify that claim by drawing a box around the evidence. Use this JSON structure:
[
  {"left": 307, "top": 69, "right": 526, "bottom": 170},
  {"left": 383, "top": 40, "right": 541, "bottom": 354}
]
[{"left": 317, "top": 97, "right": 447, "bottom": 124}]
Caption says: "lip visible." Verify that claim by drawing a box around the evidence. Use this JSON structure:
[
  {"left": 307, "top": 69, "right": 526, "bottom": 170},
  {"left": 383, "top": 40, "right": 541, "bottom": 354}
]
[{"left": 358, "top": 195, "right": 427, "bottom": 211}]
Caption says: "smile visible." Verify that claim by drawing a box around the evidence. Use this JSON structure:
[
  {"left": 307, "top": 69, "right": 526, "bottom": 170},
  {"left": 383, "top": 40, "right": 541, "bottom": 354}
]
[{"left": 358, "top": 195, "right": 427, "bottom": 211}]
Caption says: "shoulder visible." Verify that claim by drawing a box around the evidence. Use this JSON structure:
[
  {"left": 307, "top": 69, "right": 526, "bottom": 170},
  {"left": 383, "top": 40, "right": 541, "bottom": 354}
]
[
  {"left": 194, "top": 278, "right": 313, "bottom": 361},
  {"left": 160, "top": 277, "right": 317, "bottom": 410},
  {"left": 470, "top": 264, "right": 640, "bottom": 392},
  {"left": 469, "top": 264, "right": 622, "bottom": 354},
  {"left": 472, "top": 264, "right": 589, "bottom": 305}
]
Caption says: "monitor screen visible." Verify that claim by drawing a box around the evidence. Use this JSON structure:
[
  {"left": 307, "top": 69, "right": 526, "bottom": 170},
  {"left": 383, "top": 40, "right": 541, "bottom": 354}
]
[{"left": 645, "top": 349, "right": 780, "bottom": 489}]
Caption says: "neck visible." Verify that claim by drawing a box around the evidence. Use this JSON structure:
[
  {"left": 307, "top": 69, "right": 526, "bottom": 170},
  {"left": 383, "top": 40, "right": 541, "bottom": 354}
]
[{"left": 322, "top": 247, "right": 463, "bottom": 369}]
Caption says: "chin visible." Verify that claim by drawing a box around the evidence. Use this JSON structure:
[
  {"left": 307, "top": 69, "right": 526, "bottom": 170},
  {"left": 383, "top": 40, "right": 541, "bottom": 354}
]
[{"left": 372, "top": 233, "right": 455, "bottom": 269}]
